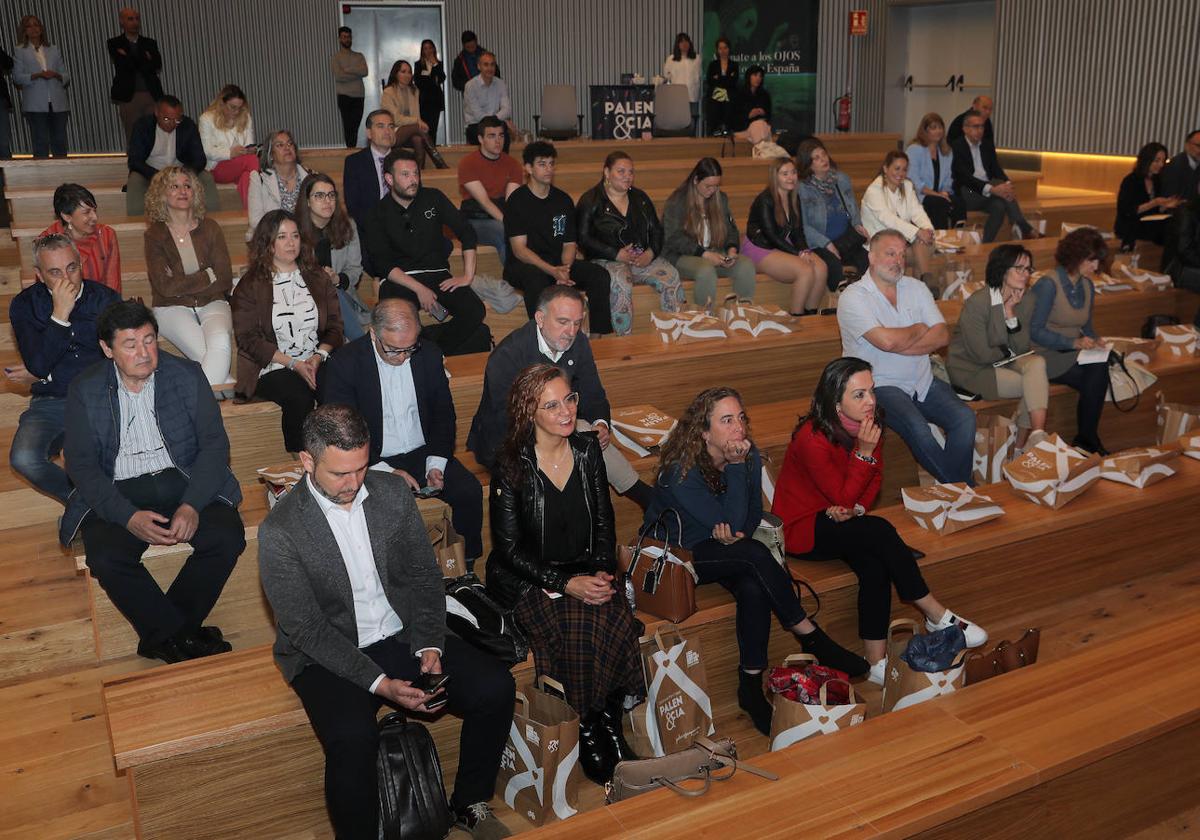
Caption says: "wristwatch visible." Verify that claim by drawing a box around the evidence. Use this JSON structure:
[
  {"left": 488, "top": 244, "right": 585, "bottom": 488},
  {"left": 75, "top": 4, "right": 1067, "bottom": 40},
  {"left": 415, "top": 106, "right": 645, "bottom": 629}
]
[{"left": 315, "top": 349, "right": 330, "bottom": 362}]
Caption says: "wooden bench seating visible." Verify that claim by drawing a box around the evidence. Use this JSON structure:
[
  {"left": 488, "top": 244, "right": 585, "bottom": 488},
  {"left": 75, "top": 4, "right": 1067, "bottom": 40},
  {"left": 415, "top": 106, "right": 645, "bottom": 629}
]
[{"left": 98, "top": 458, "right": 1200, "bottom": 838}]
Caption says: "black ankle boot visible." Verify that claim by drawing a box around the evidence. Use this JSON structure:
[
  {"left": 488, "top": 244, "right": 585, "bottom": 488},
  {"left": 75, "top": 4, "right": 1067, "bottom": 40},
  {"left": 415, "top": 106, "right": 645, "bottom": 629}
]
[
  {"left": 798, "top": 622, "right": 870, "bottom": 677},
  {"left": 578, "top": 710, "right": 617, "bottom": 785},
  {"left": 621, "top": 479, "right": 654, "bottom": 512},
  {"left": 428, "top": 145, "right": 449, "bottom": 169},
  {"left": 737, "top": 670, "right": 773, "bottom": 736},
  {"left": 598, "top": 694, "right": 638, "bottom": 762}
]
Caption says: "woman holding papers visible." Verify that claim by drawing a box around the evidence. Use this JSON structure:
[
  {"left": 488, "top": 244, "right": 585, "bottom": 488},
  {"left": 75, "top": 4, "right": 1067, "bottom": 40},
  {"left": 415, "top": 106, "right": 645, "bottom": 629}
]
[
  {"left": 947, "top": 244, "right": 1049, "bottom": 448},
  {"left": 1030, "top": 227, "right": 1110, "bottom": 455}
]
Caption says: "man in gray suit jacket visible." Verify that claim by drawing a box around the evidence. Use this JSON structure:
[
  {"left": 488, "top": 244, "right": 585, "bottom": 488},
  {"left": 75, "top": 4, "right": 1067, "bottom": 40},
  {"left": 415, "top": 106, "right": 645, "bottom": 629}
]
[{"left": 258, "top": 404, "right": 514, "bottom": 840}]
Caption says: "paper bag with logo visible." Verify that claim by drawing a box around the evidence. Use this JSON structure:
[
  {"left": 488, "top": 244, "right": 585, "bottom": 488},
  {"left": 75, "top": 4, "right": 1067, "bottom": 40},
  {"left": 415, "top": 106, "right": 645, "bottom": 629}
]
[
  {"left": 934, "top": 228, "right": 980, "bottom": 254},
  {"left": 628, "top": 624, "right": 715, "bottom": 757},
  {"left": 716, "top": 295, "right": 798, "bottom": 337},
  {"left": 650, "top": 308, "right": 727, "bottom": 344},
  {"left": 1102, "top": 336, "right": 1158, "bottom": 365},
  {"left": 1002, "top": 431, "right": 1102, "bottom": 509},
  {"left": 610, "top": 405, "right": 678, "bottom": 456},
  {"left": 495, "top": 676, "right": 580, "bottom": 827},
  {"left": 1156, "top": 324, "right": 1198, "bottom": 357},
  {"left": 901, "top": 482, "right": 1005, "bottom": 535},
  {"left": 1155, "top": 392, "right": 1200, "bottom": 445},
  {"left": 973, "top": 413, "right": 1018, "bottom": 484},
  {"left": 427, "top": 504, "right": 466, "bottom": 578},
  {"left": 881, "top": 619, "right": 968, "bottom": 714},
  {"left": 768, "top": 655, "right": 865, "bottom": 751},
  {"left": 1099, "top": 447, "right": 1180, "bottom": 489},
  {"left": 1177, "top": 434, "right": 1200, "bottom": 460},
  {"left": 257, "top": 461, "right": 305, "bottom": 508},
  {"left": 1118, "top": 263, "right": 1173, "bottom": 292},
  {"left": 940, "top": 268, "right": 983, "bottom": 302}
]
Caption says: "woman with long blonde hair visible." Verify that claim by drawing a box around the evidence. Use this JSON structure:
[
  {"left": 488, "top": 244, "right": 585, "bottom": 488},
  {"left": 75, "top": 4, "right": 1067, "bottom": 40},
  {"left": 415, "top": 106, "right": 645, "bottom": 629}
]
[{"left": 199, "top": 84, "right": 259, "bottom": 208}]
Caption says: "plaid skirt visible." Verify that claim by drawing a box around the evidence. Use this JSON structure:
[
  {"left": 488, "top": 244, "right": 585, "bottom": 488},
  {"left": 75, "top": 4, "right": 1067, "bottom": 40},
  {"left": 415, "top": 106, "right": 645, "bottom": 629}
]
[{"left": 513, "top": 583, "right": 646, "bottom": 715}]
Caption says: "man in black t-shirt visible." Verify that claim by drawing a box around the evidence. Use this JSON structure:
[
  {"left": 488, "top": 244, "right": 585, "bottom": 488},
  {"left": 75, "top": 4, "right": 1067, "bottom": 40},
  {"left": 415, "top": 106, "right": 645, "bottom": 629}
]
[{"left": 503, "top": 142, "right": 613, "bottom": 334}]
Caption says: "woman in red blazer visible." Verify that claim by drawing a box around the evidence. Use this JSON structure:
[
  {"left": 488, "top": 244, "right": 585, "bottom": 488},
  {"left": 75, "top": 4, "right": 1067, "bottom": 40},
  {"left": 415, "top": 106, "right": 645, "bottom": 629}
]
[{"left": 772, "top": 357, "right": 986, "bottom": 684}]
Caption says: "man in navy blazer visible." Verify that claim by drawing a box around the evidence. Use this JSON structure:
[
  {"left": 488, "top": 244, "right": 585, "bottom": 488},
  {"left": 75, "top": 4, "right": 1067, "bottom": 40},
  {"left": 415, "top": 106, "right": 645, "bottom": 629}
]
[
  {"left": 125, "top": 94, "right": 218, "bottom": 214},
  {"left": 318, "top": 297, "right": 484, "bottom": 566}
]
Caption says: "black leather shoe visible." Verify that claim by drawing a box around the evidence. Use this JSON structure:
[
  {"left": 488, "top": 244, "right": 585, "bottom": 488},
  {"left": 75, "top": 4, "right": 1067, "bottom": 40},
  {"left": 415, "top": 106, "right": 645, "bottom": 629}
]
[
  {"left": 136, "top": 634, "right": 194, "bottom": 664},
  {"left": 578, "top": 711, "right": 617, "bottom": 785},
  {"left": 176, "top": 628, "right": 232, "bottom": 659},
  {"left": 599, "top": 696, "right": 639, "bottom": 762}
]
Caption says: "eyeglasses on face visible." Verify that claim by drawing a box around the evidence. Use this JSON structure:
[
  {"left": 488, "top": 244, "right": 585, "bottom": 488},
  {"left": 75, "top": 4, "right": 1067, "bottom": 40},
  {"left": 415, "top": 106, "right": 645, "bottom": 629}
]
[
  {"left": 311, "top": 190, "right": 338, "bottom": 201},
  {"left": 539, "top": 392, "right": 579, "bottom": 414},
  {"left": 1008, "top": 264, "right": 1034, "bottom": 275},
  {"left": 376, "top": 338, "right": 420, "bottom": 358}
]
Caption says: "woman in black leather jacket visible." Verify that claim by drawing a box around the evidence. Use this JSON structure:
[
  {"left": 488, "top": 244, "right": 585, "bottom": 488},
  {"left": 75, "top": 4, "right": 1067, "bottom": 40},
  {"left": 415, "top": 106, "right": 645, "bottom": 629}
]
[
  {"left": 487, "top": 362, "right": 644, "bottom": 786},
  {"left": 576, "top": 151, "right": 683, "bottom": 335},
  {"left": 742, "top": 157, "right": 829, "bottom": 314}
]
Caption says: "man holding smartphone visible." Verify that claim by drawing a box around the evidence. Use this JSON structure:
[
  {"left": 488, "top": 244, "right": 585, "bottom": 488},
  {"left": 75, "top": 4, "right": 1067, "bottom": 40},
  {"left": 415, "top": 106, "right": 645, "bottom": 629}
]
[{"left": 259, "top": 404, "right": 514, "bottom": 840}]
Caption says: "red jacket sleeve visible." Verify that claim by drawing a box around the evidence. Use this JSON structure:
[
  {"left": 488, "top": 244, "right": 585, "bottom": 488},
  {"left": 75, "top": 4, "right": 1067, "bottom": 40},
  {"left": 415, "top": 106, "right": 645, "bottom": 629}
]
[{"left": 794, "top": 425, "right": 883, "bottom": 508}]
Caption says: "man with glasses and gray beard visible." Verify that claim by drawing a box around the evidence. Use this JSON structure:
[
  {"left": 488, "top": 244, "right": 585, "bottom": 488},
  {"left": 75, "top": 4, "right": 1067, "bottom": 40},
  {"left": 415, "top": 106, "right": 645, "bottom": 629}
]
[{"left": 318, "top": 298, "right": 484, "bottom": 572}]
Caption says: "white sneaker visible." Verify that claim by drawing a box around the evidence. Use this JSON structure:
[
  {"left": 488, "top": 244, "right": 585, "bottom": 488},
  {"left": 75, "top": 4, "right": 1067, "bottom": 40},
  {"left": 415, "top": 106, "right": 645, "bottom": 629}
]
[
  {"left": 926, "top": 609, "right": 988, "bottom": 648},
  {"left": 868, "top": 658, "right": 887, "bottom": 686}
]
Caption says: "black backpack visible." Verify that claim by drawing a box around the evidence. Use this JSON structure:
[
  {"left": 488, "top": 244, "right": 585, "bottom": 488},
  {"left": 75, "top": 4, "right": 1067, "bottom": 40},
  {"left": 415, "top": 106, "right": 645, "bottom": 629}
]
[{"left": 377, "top": 711, "right": 455, "bottom": 840}]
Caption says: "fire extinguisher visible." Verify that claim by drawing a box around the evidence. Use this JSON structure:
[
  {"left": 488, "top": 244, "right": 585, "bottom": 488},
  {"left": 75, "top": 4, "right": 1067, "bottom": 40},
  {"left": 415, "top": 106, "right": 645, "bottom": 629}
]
[{"left": 835, "top": 93, "right": 852, "bottom": 132}]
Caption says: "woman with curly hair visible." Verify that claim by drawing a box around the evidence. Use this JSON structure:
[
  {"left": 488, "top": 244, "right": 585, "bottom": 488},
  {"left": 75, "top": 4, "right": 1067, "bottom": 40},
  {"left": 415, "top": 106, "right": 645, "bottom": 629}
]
[
  {"left": 231, "top": 210, "right": 343, "bottom": 452},
  {"left": 199, "top": 84, "right": 259, "bottom": 207},
  {"left": 773, "top": 357, "right": 987, "bottom": 686},
  {"left": 646, "top": 386, "right": 867, "bottom": 736},
  {"left": 143, "top": 165, "right": 234, "bottom": 386},
  {"left": 295, "top": 172, "right": 367, "bottom": 340},
  {"left": 486, "top": 363, "right": 644, "bottom": 785},
  {"left": 1030, "top": 227, "right": 1110, "bottom": 454}
]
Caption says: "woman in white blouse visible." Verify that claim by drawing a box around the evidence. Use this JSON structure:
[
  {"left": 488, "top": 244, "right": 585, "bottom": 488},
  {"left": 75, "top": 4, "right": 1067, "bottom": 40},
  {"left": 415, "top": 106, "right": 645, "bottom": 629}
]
[
  {"left": 11, "top": 15, "right": 70, "bottom": 158},
  {"left": 662, "top": 32, "right": 701, "bottom": 135},
  {"left": 860, "top": 150, "right": 936, "bottom": 283},
  {"left": 198, "top": 84, "right": 259, "bottom": 209},
  {"left": 232, "top": 210, "right": 343, "bottom": 453},
  {"left": 246, "top": 130, "right": 309, "bottom": 239}
]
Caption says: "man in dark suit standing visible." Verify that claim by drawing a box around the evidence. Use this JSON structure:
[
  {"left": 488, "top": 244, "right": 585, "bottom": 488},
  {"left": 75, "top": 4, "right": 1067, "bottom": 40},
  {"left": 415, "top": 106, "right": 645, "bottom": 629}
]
[
  {"left": 125, "top": 95, "right": 218, "bottom": 214},
  {"left": 951, "top": 110, "right": 1041, "bottom": 243},
  {"left": 318, "top": 298, "right": 484, "bottom": 570},
  {"left": 258, "top": 404, "right": 514, "bottom": 840},
  {"left": 108, "top": 8, "right": 163, "bottom": 144}
]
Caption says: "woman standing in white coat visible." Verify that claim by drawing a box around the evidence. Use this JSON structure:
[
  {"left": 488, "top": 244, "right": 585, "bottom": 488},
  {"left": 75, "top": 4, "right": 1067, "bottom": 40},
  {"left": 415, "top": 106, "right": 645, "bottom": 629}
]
[
  {"left": 246, "top": 130, "right": 309, "bottom": 240},
  {"left": 11, "top": 15, "right": 70, "bottom": 158},
  {"left": 860, "top": 150, "right": 936, "bottom": 284},
  {"left": 662, "top": 32, "right": 701, "bottom": 136}
]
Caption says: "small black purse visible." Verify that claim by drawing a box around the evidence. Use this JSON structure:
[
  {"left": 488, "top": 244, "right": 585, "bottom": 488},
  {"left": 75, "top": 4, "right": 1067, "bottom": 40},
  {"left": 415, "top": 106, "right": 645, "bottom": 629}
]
[{"left": 377, "top": 711, "right": 455, "bottom": 840}]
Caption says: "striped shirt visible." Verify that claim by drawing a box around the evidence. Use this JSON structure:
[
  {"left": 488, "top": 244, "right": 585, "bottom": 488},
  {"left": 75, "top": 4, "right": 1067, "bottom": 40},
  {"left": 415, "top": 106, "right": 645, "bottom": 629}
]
[{"left": 113, "top": 369, "right": 173, "bottom": 480}]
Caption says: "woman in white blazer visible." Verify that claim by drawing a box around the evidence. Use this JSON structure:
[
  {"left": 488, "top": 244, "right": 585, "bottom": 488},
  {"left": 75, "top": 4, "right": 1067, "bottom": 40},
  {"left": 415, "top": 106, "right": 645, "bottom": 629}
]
[
  {"left": 12, "top": 15, "right": 70, "bottom": 158},
  {"left": 246, "top": 130, "right": 309, "bottom": 240},
  {"left": 861, "top": 150, "right": 936, "bottom": 283}
]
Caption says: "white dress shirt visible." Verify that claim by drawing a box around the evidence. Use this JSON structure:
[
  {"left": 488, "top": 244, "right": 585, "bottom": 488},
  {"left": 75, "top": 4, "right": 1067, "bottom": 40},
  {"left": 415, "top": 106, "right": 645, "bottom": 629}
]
[
  {"left": 369, "top": 342, "right": 448, "bottom": 478},
  {"left": 967, "top": 140, "right": 993, "bottom": 196}
]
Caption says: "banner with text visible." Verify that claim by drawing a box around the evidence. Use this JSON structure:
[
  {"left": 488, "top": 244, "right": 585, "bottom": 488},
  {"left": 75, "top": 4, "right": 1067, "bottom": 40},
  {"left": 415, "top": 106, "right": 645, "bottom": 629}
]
[
  {"left": 590, "top": 85, "right": 656, "bottom": 140},
  {"left": 702, "top": 1, "right": 820, "bottom": 137}
]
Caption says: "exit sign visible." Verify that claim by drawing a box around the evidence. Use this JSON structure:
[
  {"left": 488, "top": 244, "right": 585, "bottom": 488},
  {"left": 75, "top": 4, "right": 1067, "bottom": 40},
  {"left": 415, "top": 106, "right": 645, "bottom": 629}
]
[{"left": 849, "top": 10, "right": 869, "bottom": 36}]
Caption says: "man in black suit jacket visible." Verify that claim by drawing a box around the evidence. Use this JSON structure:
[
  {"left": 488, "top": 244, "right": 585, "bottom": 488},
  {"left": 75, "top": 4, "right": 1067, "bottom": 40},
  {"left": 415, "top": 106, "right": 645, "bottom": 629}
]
[
  {"left": 108, "top": 8, "right": 163, "bottom": 142},
  {"left": 125, "top": 95, "right": 218, "bottom": 215},
  {"left": 951, "top": 110, "right": 1040, "bottom": 243},
  {"left": 318, "top": 298, "right": 484, "bottom": 566},
  {"left": 343, "top": 109, "right": 398, "bottom": 233},
  {"left": 947, "top": 95, "right": 994, "bottom": 149},
  {"left": 1162, "top": 130, "right": 1200, "bottom": 200},
  {"left": 258, "top": 403, "right": 514, "bottom": 840}
]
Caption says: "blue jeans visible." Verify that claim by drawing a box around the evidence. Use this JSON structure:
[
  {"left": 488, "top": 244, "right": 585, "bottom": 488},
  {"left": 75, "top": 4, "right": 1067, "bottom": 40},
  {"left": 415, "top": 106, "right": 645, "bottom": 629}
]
[
  {"left": 875, "top": 378, "right": 976, "bottom": 485},
  {"left": 336, "top": 287, "right": 369, "bottom": 342},
  {"left": 468, "top": 217, "right": 507, "bottom": 265},
  {"left": 25, "top": 109, "right": 69, "bottom": 158},
  {"left": 10, "top": 395, "right": 71, "bottom": 502}
]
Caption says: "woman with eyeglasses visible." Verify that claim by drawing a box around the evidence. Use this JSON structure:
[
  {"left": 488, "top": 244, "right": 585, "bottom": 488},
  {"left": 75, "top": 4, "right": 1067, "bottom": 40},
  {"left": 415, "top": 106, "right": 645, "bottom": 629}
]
[
  {"left": 947, "top": 244, "right": 1048, "bottom": 449},
  {"left": 231, "top": 210, "right": 343, "bottom": 453},
  {"left": 295, "top": 173, "right": 367, "bottom": 341},
  {"left": 486, "top": 362, "right": 645, "bottom": 786},
  {"left": 1029, "top": 227, "right": 1110, "bottom": 455},
  {"left": 246, "top": 130, "right": 309, "bottom": 240},
  {"left": 199, "top": 84, "right": 259, "bottom": 208}
]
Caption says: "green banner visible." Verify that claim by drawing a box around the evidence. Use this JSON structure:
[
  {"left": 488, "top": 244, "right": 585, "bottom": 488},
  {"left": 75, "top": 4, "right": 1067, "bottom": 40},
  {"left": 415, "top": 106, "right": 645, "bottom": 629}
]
[{"left": 702, "top": 1, "right": 820, "bottom": 137}]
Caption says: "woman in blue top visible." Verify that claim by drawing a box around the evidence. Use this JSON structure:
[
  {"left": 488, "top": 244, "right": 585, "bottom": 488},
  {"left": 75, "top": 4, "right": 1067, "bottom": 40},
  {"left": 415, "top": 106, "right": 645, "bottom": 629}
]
[
  {"left": 906, "top": 112, "right": 959, "bottom": 230},
  {"left": 645, "top": 386, "right": 867, "bottom": 735},
  {"left": 12, "top": 14, "right": 70, "bottom": 158},
  {"left": 796, "top": 138, "right": 869, "bottom": 293}
]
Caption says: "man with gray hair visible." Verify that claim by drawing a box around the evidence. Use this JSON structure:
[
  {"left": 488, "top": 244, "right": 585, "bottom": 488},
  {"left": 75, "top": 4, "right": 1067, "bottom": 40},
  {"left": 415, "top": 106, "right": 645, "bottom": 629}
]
[
  {"left": 318, "top": 297, "right": 484, "bottom": 568},
  {"left": 8, "top": 234, "right": 120, "bottom": 502}
]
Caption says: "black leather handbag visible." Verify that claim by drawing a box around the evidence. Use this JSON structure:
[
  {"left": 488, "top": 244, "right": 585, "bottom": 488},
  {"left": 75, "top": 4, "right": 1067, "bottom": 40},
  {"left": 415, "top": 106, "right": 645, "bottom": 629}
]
[
  {"left": 445, "top": 573, "right": 529, "bottom": 665},
  {"left": 377, "top": 711, "right": 455, "bottom": 840}
]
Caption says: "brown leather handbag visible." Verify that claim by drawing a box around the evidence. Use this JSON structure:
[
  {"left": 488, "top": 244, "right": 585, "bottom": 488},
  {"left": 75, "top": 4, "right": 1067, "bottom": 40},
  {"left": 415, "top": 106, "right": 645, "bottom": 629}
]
[
  {"left": 964, "top": 629, "right": 1041, "bottom": 686},
  {"left": 617, "top": 509, "right": 698, "bottom": 623},
  {"left": 605, "top": 736, "right": 778, "bottom": 803}
]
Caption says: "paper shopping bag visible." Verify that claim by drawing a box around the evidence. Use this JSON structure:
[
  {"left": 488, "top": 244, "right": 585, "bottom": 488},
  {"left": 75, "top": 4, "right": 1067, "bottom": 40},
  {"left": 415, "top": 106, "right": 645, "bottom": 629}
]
[
  {"left": 628, "top": 624, "right": 715, "bottom": 757},
  {"left": 650, "top": 308, "right": 727, "bottom": 344},
  {"left": 1118, "top": 263, "right": 1173, "bottom": 292},
  {"left": 767, "top": 654, "right": 865, "bottom": 751},
  {"left": 1155, "top": 324, "right": 1198, "bottom": 357},
  {"left": 934, "top": 228, "right": 980, "bottom": 254},
  {"left": 1002, "top": 431, "right": 1102, "bottom": 509},
  {"left": 496, "top": 676, "right": 580, "bottom": 827},
  {"left": 610, "top": 405, "right": 678, "bottom": 455},
  {"left": 901, "top": 482, "right": 1005, "bottom": 535},
  {"left": 256, "top": 461, "right": 304, "bottom": 508},
  {"left": 426, "top": 504, "right": 466, "bottom": 578},
  {"left": 940, "top": 267, "right": 983, "bottom": 302},
  {"left": 1155, "top": 392, "right": 1200, "bottom": 445},
  {"left": 1176, "top": 434, "right": 1200, "bottom": 460},
  {"left": 881, "top": 619, "right": 968, "bottom": 714},
  {"left": 1102, "top": 336, "right": 1158, "bottom": 365},
  {"left": 1099, "top": 447, "right": 1180, "bottom": 489},
  {"left": 716, "top": 295, "right": 798, "bottom": 337},
  {"left": 973, "top": 414, "right": 1018, "bottom": 484}
]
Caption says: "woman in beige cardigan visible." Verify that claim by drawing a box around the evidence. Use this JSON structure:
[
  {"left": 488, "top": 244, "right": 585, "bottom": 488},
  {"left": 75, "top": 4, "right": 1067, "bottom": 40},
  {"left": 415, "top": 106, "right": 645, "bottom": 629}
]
[
  {"left": 143, "top": 165, "right": 235, "bottom": 388},
  {"left": 946, "top": 243, "right": 1048, "bottom": 448},
  {"left": 380, "top": 60, "right": 446, "bottom": 169}
]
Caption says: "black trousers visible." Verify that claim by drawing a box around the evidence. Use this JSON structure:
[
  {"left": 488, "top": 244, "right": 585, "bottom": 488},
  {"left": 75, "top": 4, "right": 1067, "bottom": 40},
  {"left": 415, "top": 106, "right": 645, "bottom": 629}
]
[
  {"left": 464, "top": 122, "right": 511, "bottom": 152},
  {"left": 957, "top": 187, "right": 1033, "bottom": 243},
  {"left": 383, "top": 448, "right": 484, "bottom": 559},
  {"left": 815, "top": 242, "right": 869, "bottom": 291},
  {"left": 1051, "top": 361, "right": 1108, "bottom": 448},
  {"left": 812, "top": 514, "right": 930, "bottom": 640},
  {"left": 503, "top": 259, "right": 614, "bottom": 334},
  {"left": 80, "top": 468, "right": 245, "bottom": 645},
  {"left": 336, "top": 94, "right": 365, "bottom": 148},
  {"left": 256, "top": 367, "right": 316, "bottom": 453},
  {"left": 921, "top": 193, "right": 961, "bottom": 230},
  {"left": 291, "top": 633, "right": 515, "bottom": 840},
  {"left": 379, "top": 269, "right": 490, "bottom": 356}
]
